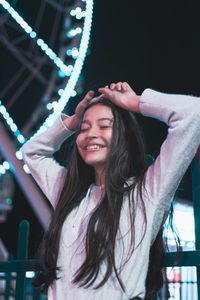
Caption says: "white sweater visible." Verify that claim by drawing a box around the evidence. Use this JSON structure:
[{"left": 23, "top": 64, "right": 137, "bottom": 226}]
[{"left": 22, "top": 89, "right": 200, "bottom": 300}]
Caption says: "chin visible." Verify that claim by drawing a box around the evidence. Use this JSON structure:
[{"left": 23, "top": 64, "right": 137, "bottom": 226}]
[
  {"left": 85, "top": 159, "right": 104, "bottom": 167},
  {"left": 82, "top": 156, "right": 105, "bottom": 168}
]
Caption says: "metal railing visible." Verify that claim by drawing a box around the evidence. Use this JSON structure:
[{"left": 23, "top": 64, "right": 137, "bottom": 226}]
[{"left": 0, "top": 220, "right": 44, "bottom": 300}]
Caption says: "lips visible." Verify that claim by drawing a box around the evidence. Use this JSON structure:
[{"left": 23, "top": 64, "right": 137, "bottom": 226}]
[{"left": 84, "top": 144, "right": 106, "bottom": 151}]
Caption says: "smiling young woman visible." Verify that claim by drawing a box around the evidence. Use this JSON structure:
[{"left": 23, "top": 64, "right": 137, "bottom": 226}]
[
  {"left": 76, "top": 103, "right": 113, "bottom": 185},
  {"left": 22, "top": 82, "right": 200, "bottom": 300}
]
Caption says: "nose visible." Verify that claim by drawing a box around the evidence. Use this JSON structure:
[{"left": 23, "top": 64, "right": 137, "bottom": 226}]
[{"left": 86, "top": 125, "right": 99, "bottom": 139}]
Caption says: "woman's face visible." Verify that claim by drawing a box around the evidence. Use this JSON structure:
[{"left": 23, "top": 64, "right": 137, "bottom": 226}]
[{"left": 76, "top": 104, "right": 113, "bottom": 173}]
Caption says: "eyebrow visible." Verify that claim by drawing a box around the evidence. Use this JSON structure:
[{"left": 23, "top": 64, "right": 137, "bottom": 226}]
[{"left": 82, "top": 118, "right": 114, "bottom": 124}]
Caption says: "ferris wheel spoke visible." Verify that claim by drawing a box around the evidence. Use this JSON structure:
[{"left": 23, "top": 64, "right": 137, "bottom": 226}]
[{"left": 0, "top": 0, "right": 94, "bottom": 180}]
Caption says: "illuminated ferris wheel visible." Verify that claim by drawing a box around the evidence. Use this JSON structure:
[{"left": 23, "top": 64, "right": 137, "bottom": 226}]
[{"left": 0, "top": 0, "right": 93, "bottom": 225}]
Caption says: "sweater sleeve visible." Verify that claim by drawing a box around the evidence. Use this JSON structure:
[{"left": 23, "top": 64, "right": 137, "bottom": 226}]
[
  {"left": 22, "top": 115, "right": 74, "bottom": 207},
  {"left": 140, "top": 89, "right": 200, "bottom": 211}
]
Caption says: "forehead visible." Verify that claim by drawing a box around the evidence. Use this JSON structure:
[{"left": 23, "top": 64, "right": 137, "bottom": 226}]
[{"left": 83, "top": 104, "right": 113, "bottom": 121}]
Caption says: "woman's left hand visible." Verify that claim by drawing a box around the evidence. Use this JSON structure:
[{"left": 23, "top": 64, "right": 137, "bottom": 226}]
[{"left": 98, "top": 82, "right": 141, "bottom": 113}]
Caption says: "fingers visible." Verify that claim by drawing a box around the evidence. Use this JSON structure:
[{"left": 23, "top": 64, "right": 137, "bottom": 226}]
[
  {"left": 123, "top": 82, "right": 132, "bottom": 91},
  {"left": 98, "top": 82, "right": 123, "bottom": 99},
  {"left": 80, "top": 90, "right": 94, "bottom": 107},
  {"left": 122, "top": 82, "right": 128, "bottom": 91},
  {"left": 110, "top": 82, "right": 129, "bottom": 92},
  {"left": 98, "top": 87, "right": 113, "bottom": 99},
  {"left": 99, "top": 82, "right": 128, "bottom": 95},
  {"left": 110, "top": 82, "right": 123, "bottom": 91},
  {"left": 82, "top": 90, "right": 95, "bottom": 104},
  {"left": 75, "top": 90, "right": 94, "bottom": 116}
]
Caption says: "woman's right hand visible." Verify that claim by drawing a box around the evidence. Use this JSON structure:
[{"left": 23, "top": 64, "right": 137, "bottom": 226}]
[{"left": 63, "top": 90, "right": 94, "bottom": 131}]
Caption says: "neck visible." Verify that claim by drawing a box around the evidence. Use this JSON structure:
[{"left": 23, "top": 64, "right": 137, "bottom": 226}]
[{"left": 95, "top": 168, "right": 105, "bottom": 186}]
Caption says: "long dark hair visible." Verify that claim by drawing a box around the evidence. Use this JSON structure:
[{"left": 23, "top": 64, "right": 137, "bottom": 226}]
[{"left": 34, "top": 98, "right": 167, "bottom": 298}]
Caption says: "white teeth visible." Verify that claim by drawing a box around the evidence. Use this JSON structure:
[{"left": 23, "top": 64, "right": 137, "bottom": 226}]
[{"left": 85, "top": 145, "right": 103, "bottom": 150}]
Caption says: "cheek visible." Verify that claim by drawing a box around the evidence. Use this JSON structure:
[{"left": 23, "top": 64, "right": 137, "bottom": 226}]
[
  {"left": 76, "top": 134, "right": 87, "bottom": 160},
  {"left": 76, "top": 136, "right": 79, "bottom": 147},
  {"left": 76, "top": 134, "right": 82, "bottom": 147},
  {"left": 105, "top": 131, "right": 113, "bottom": 147},
  {"left": 75, "top": 136, "right": 82, "bottom": 155}
]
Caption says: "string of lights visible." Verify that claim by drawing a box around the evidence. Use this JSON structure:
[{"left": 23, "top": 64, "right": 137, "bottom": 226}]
[
  {"left": 0, "top": 100, "right": 25, "bottom": 175},
  {"left": 0, "top": 0, "right": 73, "bottom": 76},
  {"left": 0, "top": 0, "right": 94, "bottom": 176}
]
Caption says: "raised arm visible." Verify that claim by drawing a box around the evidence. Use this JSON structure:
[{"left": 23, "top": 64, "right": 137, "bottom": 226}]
[
  {"left": 140, "top": 89, "right": 200, "bottom": 209},
  {"left": 22, "top": 116, "right": 73, "bottom": 207},
  {"left": 22, "top": 91, "right": 94, "bottom": 207},
  {"left": 99, "top": 83, "right": 200, "bottom": 209}
]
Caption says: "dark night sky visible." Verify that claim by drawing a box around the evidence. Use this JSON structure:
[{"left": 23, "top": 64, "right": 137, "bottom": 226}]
[
  {"left": 0, "top": 0, "right": 199, "bottom": 256},
  {"left": 85, "top": 1, "right": 200, "bottom": 86}
]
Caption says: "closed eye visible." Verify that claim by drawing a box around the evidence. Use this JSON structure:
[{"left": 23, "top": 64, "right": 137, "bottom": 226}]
[
  {"left": 100, "top": 125, "right": 112, "bottom": 129},
  {"left": 80, "top": 127, "right": 89, "bottom": 132}
]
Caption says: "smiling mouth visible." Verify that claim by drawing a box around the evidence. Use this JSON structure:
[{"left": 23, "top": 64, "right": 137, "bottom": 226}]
[{"left": 84, "top": 144, "right": 106, "bottom": 151}]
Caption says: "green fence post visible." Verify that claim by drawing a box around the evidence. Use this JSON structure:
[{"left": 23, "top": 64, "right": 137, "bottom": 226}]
[
  {"left": 192, "top": 148, "right": 200, "bottom": 299},
  {"left": 15, "top": 220, "right": 30, "bottom": 300},
  {"left": 4, "top": 271, "right": 12, "bottom": 300},
  {"left": 4, "top": 253, "right": 13, "bottom": 300},
  {"left": 33, "top": 286, "right": 41, "bottom": 300}
]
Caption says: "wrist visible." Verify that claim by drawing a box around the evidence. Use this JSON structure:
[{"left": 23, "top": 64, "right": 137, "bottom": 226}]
[
  {"left": 136, "top": 95, "right": 141, "bottom": 113},
  {"left": 131, "top": 95, "right": 141, "bottom": 113}
]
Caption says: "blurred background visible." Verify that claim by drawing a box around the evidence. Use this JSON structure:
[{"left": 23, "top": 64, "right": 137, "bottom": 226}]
[{"left": 0, "top": 0, "right": 200, "bottom": 299}]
